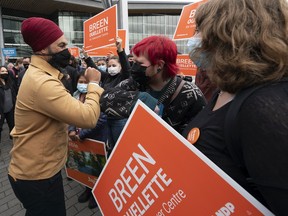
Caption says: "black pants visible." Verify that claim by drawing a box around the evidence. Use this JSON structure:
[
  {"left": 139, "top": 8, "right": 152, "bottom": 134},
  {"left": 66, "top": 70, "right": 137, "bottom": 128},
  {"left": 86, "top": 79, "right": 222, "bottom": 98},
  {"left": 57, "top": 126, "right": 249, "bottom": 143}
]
[
  {"left": 0, "top": 108, "right": 14, "bottom": 142},
  {"left": 8, "top": 171, "right": 66, "bottom": 216}
]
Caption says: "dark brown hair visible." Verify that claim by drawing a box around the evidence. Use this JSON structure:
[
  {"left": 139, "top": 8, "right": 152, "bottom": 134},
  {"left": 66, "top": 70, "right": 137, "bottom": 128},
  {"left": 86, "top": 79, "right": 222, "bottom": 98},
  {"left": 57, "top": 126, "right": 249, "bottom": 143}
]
[
  {"left": 107, "top": 55, "right": 119, "bottom": 63},
  {"left": 15, "top": 58, "right": 23, "bottom": 66},
  {"left": 190, "top": 0, "right": 288, "bottom": 93}
]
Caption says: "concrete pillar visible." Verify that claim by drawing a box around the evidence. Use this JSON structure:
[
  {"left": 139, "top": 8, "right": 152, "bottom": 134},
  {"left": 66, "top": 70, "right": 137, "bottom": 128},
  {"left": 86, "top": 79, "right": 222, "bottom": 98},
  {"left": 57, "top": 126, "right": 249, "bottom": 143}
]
[
  {"left": 117, "top": 0, "right": 130, "bottom": 54},
  {"left": 0, "top": 7, "right": 5, "bottom": 65}
]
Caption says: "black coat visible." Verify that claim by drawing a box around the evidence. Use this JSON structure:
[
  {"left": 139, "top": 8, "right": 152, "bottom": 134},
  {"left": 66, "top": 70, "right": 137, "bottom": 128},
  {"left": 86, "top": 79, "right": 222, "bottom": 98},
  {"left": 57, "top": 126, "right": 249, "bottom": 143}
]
[
  {"left": 0, "top": 74, "right": 17, "bottom": 116},
  {"left": 62, "top": 65, "right": 79, "bottom": 95},
  {"left": 100, "top": 76, "right": 207, "bottom": 133}
]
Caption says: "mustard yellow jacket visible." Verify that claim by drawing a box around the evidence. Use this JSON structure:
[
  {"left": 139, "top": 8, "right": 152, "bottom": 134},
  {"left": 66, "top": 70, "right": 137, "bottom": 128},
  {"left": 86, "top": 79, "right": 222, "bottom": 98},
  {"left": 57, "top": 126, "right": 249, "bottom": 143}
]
[{"left": 9, "top": 55, "right": 103, "bottom": 180}]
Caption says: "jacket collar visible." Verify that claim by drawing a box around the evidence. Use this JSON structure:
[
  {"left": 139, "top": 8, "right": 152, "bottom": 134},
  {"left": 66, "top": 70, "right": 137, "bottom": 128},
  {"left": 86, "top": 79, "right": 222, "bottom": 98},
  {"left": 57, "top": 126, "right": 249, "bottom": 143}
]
[{"left": 30, "top": 55, "right": 64, "bottom": 80}]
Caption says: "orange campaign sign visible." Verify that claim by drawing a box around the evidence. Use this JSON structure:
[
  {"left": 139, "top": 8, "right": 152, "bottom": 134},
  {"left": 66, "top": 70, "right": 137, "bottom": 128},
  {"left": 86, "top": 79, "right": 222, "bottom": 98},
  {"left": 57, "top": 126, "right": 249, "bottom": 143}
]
[
  {"left": 65, "top": 139, "right": 107, "bottom": 189},
  {"left": 84, "top": 5, "right": 117, "bottom": 52},
  {"left": 68, "top": 47, "right": 80, "bottom": 58},
  {"left": 92, "top": 101, "right": 273, "bottom": 216},
  {"left": 176, "top": 54, "right": 197, "bottom": 76},
  {"left": 88, "top": 29, "right": 126, "bottom": 57},
  {"left": 173, "top": 0, "right": 208, "bottom": 40}
]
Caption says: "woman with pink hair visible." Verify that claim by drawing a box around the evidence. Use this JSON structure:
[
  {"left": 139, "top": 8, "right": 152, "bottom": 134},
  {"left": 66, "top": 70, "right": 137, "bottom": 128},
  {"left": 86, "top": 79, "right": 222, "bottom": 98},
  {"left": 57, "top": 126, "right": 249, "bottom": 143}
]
[{"left": 100, "top": 35, "right": 206, "bottom": 136}]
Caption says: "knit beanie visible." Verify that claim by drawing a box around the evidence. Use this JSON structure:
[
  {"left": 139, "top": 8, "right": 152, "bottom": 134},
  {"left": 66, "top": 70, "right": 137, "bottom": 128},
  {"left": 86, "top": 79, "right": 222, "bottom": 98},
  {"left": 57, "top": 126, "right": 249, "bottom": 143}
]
[{"left": 21, "top": 17, "right": 64, "bottom": 52}]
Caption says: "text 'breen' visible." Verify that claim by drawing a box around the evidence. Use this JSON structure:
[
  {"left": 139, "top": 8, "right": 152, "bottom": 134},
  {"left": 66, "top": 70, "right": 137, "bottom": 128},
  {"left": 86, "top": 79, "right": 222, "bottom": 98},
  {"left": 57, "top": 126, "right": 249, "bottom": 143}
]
[{"left": 108, "top": 144, "right": 173, "bottom": 215}]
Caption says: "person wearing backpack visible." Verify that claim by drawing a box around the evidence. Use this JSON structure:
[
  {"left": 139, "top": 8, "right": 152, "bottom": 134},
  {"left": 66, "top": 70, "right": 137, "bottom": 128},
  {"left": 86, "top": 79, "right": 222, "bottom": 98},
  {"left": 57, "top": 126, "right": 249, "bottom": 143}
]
[
  {"left": 100, "top": 35, "right": 207, "bottom": 135},
  {"left": 182, "top": 0, "right": 288, "bottom": 215}
]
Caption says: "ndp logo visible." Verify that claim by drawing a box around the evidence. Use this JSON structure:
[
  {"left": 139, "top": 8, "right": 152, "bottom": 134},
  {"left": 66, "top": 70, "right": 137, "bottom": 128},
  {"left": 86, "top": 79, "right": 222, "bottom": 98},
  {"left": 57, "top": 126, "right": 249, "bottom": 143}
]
[{"left": 214, "top": 202, "right": 235, "bottom": 216}]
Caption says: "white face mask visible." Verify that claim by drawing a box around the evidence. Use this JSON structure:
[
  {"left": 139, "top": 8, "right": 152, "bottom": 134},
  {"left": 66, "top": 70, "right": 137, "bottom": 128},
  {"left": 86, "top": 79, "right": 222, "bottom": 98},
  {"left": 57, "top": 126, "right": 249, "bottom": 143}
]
[{"left": 108, "top": 66, "right": 120, "bottom": 76}]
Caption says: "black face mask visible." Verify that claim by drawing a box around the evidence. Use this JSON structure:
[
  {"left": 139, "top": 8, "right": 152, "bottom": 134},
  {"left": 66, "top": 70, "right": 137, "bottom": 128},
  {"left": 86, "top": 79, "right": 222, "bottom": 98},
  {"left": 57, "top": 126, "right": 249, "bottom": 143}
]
[
  {"left": 131, "top": 62, "right": 150, "bottom": 90},
  {"left": 0, "top": 74, "right": 9, "bottom": 80},
  {"left": 48, "top": 49, "right": 71, "bottom": 69},
  {"left": 23, "top": 64, "right": 29, "bottom": 69},
  {"left": 129, "top": 61, "right": 134, "bottom": 67}
]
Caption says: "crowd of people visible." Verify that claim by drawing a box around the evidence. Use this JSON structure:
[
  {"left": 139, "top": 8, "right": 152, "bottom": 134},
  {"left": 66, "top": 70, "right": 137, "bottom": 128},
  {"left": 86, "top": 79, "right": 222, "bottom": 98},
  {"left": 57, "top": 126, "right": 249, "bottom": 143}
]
[{"left": 0, "top": 0, "right": 287, "bottom": 215}]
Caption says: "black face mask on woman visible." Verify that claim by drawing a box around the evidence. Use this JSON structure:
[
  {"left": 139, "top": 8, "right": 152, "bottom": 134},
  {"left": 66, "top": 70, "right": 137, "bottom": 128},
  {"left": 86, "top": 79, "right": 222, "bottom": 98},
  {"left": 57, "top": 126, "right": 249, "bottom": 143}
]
[
  {"left": 0, "top": 74, "right": 9, "bottom": 80},
  {"left": 131, "top": 62, "right": 150, "bottom": 90},
  {"left": 48, "top": 49, "right": 71, "bottom": 69}
]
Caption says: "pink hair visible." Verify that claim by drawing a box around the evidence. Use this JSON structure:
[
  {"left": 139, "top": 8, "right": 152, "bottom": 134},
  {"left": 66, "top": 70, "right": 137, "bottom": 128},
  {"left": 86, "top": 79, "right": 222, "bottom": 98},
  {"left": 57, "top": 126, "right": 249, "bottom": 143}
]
[{"left": 132, "top": 36, "right": 179, "bottom": 79}]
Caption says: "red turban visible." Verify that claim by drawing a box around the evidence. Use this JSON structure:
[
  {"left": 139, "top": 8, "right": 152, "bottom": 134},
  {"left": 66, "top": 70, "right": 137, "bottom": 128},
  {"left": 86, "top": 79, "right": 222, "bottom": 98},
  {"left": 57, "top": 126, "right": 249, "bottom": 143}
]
[{"left": 21, "top": 17, "right": 64, "bottom": 52}]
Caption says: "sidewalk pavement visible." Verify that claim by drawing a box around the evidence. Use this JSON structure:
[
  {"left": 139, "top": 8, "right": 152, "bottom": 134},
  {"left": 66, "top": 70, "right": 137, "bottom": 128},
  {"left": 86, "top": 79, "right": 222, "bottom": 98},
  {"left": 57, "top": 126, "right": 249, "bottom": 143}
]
[{"left": 0, "top": 123, "right": 103, "bottom": 216}]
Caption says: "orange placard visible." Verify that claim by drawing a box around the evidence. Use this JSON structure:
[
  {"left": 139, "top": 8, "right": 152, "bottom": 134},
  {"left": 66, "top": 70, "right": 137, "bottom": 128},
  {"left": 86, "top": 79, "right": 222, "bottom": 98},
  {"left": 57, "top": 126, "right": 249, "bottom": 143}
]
[
  {"left": 92, "top": 101, "right": 272, "bottom": 215},
  {"left": 84, "top": 5, "right": 117, "bottom": 52},
  {"left": 88, "top": 29, "right": 126, "bottom": 57},
  {"left": 68, "top": 47, "right": 80, "bottom": 58},
  {"left": 65, "top": 139, "right": 107, "bottom": 188},
  {"left": 173, "top": 0, "right": 208, "bottom": 40},
  {"left": 177, "top": 54, "right": 197, "bottom": 76}
]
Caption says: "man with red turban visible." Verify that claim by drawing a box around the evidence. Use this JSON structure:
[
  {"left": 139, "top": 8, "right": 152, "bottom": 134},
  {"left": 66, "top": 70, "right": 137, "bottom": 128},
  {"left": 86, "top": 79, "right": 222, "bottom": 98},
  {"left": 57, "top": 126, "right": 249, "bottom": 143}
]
[{"left": 8, "top": 17, "right": 103, "bottom": 216}]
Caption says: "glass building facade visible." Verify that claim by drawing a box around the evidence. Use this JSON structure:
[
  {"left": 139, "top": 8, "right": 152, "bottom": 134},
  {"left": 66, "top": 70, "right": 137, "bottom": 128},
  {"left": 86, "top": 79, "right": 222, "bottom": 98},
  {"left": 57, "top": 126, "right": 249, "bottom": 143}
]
[
  {"left": 58, "top": 11, "right": 91, "bottom": 47},
  {"left": 58, "top": 13, "right": 190, "bottom": 54},
  {"left": 1, "top": 10, "right": 190, "bottom": 59},
  {"left": 129, "top": 14, "right": 189, "bottom": 54},
  {"left": 2, "top": 15, "right": 31, "bottom": 57}
]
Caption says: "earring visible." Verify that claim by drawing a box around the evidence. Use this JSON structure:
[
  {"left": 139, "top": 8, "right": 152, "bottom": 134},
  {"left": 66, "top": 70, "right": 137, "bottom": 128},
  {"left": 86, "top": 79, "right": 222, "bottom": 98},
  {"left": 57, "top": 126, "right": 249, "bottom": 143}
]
[{"left": 157, "top": 68, "right": 161, "bottom": 73}]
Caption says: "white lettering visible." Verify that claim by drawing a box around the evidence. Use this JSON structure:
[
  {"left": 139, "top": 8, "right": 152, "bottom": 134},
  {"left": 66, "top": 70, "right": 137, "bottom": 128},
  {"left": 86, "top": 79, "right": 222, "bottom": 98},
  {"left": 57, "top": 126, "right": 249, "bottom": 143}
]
[
  {"left": 133, "top": 144, "right": 156, "bottom": 174},
  {"left": 89, "top": 17, "right": 108, "bottom": 32},
  {"left": 108, "top": 188, "right": 123, "bottom": 212}
]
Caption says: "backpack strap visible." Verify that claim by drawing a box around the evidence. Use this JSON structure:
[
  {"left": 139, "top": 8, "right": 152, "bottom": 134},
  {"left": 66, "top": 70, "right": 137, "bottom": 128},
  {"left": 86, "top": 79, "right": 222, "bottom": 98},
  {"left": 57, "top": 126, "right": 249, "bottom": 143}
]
[
  {"left": 225, "top": 77, "right": 288, "bottom": 167},
  {"left": 169, "top": 79, "right": 185, "bottom": 104}
]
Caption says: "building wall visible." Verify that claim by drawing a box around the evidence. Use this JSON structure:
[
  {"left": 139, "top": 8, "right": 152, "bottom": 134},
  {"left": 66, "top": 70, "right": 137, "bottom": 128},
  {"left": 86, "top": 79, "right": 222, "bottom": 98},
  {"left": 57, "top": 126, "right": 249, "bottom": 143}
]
[
  {"left": 2, "top": 15, "right": 30, "bottom": 58},
  {"left": 128, "top": 14, "right": 189, "bottom": 54},
  {"left": 58, "top": 11, "right": 91, "bottom": 47},
  {"left": 0, "top": 2, "right": 190, "bottom": 60}
]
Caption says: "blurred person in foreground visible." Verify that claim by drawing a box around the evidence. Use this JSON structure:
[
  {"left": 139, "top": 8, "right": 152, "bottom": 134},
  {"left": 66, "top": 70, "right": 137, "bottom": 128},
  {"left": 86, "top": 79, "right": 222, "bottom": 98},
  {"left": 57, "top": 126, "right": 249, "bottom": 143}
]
[
  {"left": 8, "top": 17, "right": 103, "bottom": 216},
  {"left": 182, "top": 0, "right": 288, "bottom": 215}
]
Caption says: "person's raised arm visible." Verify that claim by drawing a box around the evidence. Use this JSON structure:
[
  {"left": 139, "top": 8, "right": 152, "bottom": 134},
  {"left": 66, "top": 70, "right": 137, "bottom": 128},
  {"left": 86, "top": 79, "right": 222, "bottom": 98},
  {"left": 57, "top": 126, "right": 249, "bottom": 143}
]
[
  {"left": 81, "top": 47, "right": 97, "bottom": 69},
  {"left": 37, "top": 67, "right": 104, "bottom": 128},
  {"left": 82, "top": 47, "right": 108, "bottom": 80},
  {"left": 115, "top": 37, "right": 131, "bottom": 78}
]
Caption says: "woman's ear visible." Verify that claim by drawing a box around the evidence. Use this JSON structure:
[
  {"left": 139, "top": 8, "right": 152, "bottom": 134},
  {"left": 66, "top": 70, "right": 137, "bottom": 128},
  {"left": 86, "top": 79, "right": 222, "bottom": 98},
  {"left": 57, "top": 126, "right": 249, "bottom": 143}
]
[{"left": 157, "top": 60, "right": 165, "bottom": 73}]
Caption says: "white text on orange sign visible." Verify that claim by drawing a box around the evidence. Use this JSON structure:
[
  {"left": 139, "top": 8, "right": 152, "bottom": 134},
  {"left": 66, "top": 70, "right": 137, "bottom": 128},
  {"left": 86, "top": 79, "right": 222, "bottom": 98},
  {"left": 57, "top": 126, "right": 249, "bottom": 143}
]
[
  {"left": 156, "top": 189, "right": 187, "bottom": 216},
  {"left": 214, "top": 202, "right": 235, "bottom": 216},
  {"left": 109, "top": 144, "right": 173, "bottom": 215},
  {"left": 89, "top": 17, "right": 109, "bottom": 38}
]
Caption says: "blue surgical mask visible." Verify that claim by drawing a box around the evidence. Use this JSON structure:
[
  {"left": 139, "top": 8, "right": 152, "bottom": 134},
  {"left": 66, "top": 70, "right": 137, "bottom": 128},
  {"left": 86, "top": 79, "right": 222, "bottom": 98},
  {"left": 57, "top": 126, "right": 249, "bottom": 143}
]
[
  {"left": 98, "top": 65, "right": 107, "bottom": 72},
  {"left": 187, "top": 37, "right": 202, "bottom": 52},
  {"left": 188, "top": 37, "right": 207, "bottom": 68},
  {"left": 77, "top": 83, "right": 88, "bottom": 93}
]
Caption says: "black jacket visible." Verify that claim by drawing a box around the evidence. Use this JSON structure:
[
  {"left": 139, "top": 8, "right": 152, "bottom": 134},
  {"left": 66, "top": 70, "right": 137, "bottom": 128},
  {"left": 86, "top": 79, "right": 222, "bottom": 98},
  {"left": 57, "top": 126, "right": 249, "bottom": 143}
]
[
  {"left": 100, "top": 76, "right": 206, "bottom": 133},
  {"left": 62, "top": 65, "right": 79, "bottom": 95},
  {"left": 0, "top": 74, "right": 17, "bottom": 115}
]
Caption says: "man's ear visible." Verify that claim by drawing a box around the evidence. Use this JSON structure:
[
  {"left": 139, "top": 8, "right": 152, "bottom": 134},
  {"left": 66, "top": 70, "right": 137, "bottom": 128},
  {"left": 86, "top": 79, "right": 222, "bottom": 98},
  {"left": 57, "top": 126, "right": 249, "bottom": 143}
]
[{"left": 40, "top": 46, "right": 50, "bottom": 55}]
